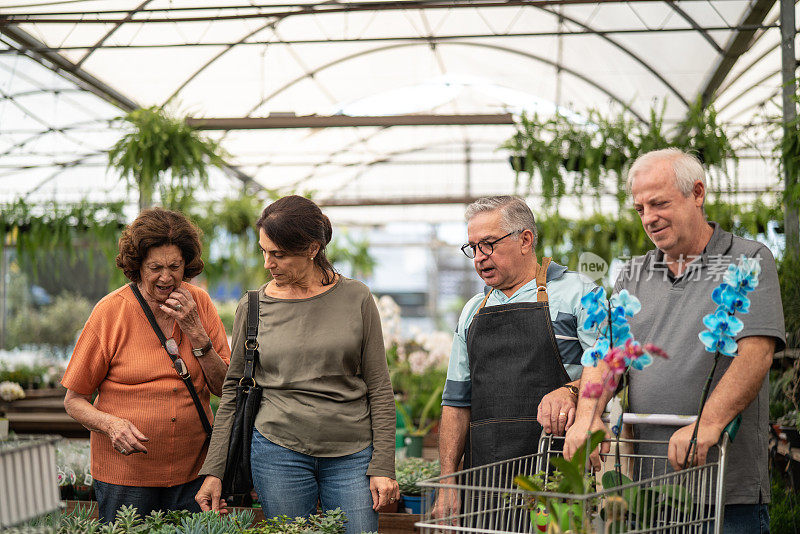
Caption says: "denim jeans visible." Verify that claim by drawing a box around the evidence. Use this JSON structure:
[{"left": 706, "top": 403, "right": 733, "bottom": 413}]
[
  {"left": 93, "top": 477, "right": 203, "bottom": 523},
  {"left": 723, "top": 503, "right": 769, "bottom": 534},
  {"left": 250, "top": 429, "right": 378, "bottom": 534}
]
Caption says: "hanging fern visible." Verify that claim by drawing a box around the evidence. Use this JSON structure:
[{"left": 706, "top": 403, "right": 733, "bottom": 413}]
[
  {"left": 108, "top": 106, "right": 227, "bottom": 211},
  {"left": 502, "top": 100, "right": 737, "bottom": 208}
]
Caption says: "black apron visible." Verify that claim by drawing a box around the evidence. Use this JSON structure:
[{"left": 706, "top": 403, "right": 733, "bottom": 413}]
[{"left": 464, "top": 257, "right": 570, "bottom": 469}]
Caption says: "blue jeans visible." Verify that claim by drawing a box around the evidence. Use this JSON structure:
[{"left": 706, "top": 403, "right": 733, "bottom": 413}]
[
  {"left": 250, "top": 429, "right": 378, "bottom": 534},
  {"left": 723, "top": 503, "right": 769, "bottom": 534},
  {"left": 93, "top": 477, "right": 203, "bottom": 523}
]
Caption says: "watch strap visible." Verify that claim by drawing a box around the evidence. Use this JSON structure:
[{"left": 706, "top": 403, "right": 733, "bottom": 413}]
[{"left": 192, "top": 338, "right": 213, "bottom": 357}]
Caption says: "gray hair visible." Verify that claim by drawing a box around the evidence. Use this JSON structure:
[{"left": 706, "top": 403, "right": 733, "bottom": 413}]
[
  {"left": 626, "top": 148, "right": 706, "bottom": 196},
  {"left": 465, "top": 196, "right": 538, "bottom": 248}
]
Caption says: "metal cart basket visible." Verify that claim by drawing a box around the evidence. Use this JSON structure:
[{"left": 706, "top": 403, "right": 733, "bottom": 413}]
[{"left": 416, "top": 414, "right": 738, "bottom": 534}]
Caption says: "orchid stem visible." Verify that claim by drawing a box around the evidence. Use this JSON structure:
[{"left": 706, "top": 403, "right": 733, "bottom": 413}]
[{"left": 683, "top": 350, "right": 721, "bottom": 469}]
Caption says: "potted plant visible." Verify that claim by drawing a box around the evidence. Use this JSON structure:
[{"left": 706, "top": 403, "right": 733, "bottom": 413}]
[
  {"left": 381, "top": 319, "right": 451, "bottom": 457},
  {"left": 395, "top": 382, "right": 443, "bottom": 457},
  {"left": 0, "top": 381, "right": 25, "bottom": 439},
  {"left": 396, "top": 457, "right": 440, "bottom": 514}
]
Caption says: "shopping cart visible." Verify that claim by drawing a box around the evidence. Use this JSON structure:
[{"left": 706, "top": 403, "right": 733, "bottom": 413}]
[{"left": 416, "top": 413, "right": 740, "bottom": 534}]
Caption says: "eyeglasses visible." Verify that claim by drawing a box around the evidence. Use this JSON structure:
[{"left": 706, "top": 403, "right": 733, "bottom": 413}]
[{"left": 461, "top": 230, "right": 522, "bottom": 259}]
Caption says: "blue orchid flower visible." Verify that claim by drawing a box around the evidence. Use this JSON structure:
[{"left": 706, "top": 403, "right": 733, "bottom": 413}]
[
  {"left": 583, "top": 308, "right": 607, "bottom": 331},
  {"left": 722, "top": 257, "right": 760, "bottom": 293},
  {"left": 610, "top": 289, "right": 642, "bottom": 317},
  {"left": 581, "top": 337, "right": 610, "bottom": 367},
  {"left": 580, "top": 287, "right": 607, "bottom": 314},
  {"left": 712, "top": 284, "right": 751, "bottom": 315},
  {"left": 600, "top": 323, "right": 632, "bottom": 348},
  {"left": 702, "top": 310, "right": 744, "bottom": 336},
  {"left": 699, "top": 330, "right": 738, "bottom": 357},
  {"left": 629, "top": 351, "right": 653, "bottom": 370},
  {"left": 609, "top": 306, "right": 629, "bottom": 325}
]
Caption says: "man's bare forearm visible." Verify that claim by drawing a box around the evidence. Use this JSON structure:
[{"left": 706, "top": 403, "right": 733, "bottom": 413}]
[
  {"left": 439, "top": 405, "right": 470, "bottom": 475},
  {"left": 698, "top": 336, "right": 774, "bottom": 433}
]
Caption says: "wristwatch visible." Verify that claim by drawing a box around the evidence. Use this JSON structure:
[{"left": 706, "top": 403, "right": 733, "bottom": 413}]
[
  {"left": 564, "top": 384, "right": 580, "bottom": 397},
  {"left": 192, "top": 339, "right": 213, "bottom": 358}
]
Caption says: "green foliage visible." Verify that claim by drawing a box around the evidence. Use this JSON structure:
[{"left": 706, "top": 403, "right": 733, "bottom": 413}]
[
  {"left": 0, "top": 200, "right": 126, "bottom": 283},
  {"left": 770, "top": 368, "right": 798, "bottom": 422},
  {"left": 387, "top": 343, "right": 447, "bottom": 433},
  {"left": 17, "top": 504, "right": 345, "bottom": 534},
  {"left": 328, "top": 234, "right": 376, "bottom": 280},
  {"left": 515, "top": 432, "right": 692, "bottom": 533},
  {"left": 535, "top": 200, "right": 781, "bottom": 275},
  {"left": 108, "top": 107, "right": 227, "bottom": 211},
  {"left": 395, "top": 382, "right": 442, "bottom": 436},
  {"left": 501, "top": 100, "right": 736, "bottom": 207},
  {"left": 770, "top": 472, "right": 800, "bottom": 534},
  {"left": 0, "top": 361, "right": 61, "bottom": 389},
  {"left": 6, "top": 292, "right": 92, "bottom": 356},
  {"left": 244, "top": 508, "right": 346, "bottom": 534},
  {"left": 395, "top": 457, "right": 440, "bottom": 496}
]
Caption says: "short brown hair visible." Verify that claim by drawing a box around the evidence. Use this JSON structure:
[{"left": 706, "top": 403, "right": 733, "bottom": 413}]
[
  {"left": 256, "top": 195, "right": 336, "bottom": 285},
  {"left": 116, "top": 207, "right": 204, "bottom": 283}
]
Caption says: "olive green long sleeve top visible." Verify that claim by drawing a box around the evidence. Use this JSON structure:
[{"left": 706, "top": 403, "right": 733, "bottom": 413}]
[{"left": 200, "top": 277, "right": 396, "bottom": 479}]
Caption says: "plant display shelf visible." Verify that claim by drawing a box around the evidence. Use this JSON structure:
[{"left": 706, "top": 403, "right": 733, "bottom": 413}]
[{"left": 62, "top": 501, "right": 421, "bottom": 534}]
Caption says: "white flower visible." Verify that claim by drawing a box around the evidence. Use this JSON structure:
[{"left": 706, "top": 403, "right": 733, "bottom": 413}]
[{"left": 0, "top": 381, "right": 25, "bottom": 402}]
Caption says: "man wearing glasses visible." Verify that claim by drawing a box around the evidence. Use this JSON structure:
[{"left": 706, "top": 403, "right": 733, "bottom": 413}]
[{"left": 434, "top": 196, "right": 596, "bottom": 520}]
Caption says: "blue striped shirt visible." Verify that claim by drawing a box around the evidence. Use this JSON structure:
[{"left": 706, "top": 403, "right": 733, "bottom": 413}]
[{"left": 442, "top": 262, "right": 597, "bottom": 407}]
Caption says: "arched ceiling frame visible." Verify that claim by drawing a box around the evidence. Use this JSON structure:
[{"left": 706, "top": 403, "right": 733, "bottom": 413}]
[
  {"left": 151, "top": 2, "right": 691, "bottom": 116},
  {"left": 534, "top": 4, "right": 689, "bottom": 107},
  {"left": 664, "top": 0, "right": 724, "bottom": 54},
  {"left": 163, "top": 18, "right": 283, "bottom": 105},
  {"left": 697, "top": 0, "right": 777, "bottom": 106},
  {"left": 245, "top": 41, "right": 648, "bottom": 122},
  {"left": 76, "top": 0, "right": 155, "bottom": 67}
]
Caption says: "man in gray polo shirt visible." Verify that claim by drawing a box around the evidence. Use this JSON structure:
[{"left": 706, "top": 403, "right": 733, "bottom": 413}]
[{"left": 565, "top": 148, "right": 785, "bottom": 533}]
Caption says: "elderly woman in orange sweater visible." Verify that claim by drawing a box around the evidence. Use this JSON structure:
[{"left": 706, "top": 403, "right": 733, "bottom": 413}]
[{"left": 62, "top": 207, "right": 230, "bottom": 522}]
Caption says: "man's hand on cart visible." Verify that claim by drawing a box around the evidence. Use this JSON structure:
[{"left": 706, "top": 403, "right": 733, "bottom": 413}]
[
  {"left": 431, "top": 485, "right": 460, "bottom": 525},
  {"left": 563, "top": 414, "right": 610, "bottom": 471},
  {"left": 537, "top": 386, "right": 577, "bottom": 436},
  {"left": 668, "top": 421, "right": 723, "bottom": 471}
]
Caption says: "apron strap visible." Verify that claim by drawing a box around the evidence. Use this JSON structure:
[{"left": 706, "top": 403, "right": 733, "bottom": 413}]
[
  {"left": 477, "top": 289, "right": 493, "bottom": 311},
  {"left": 536, "top": 257, "right": 552, "bottom": 302},
  {"left": 478, "top": 256, "right": 553, "bottom": 307}
]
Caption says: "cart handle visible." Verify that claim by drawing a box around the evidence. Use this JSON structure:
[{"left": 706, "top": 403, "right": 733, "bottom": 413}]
[{"left": 602, "top": 413, "right": 742, "bottom": 442}]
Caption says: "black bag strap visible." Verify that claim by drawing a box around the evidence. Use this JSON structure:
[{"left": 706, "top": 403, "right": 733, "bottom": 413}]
[
  {"left": 129, "top": 283, "right": 213, "bottom": 438},
  {"left": 242, "top": 290, "right": 259, "bottom": 384}
]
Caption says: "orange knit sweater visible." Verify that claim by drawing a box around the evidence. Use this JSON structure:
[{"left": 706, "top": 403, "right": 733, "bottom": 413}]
[{"left": 61, "top": 282, "right": 231, "bottom": 487}]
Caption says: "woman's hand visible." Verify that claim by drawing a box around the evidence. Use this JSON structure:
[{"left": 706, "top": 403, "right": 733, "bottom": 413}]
[
  {"left": 160, "top": 287, "right": 228, "bottom": 395},
  {"left": 105, "top": 415, "right": 149, "bottom": 455},
  {"left": 161, "top": 287, "right": 206, "bottom": 347},
  {"left": 195, "top": 475, "right": 229, "bottom": 514},
  {"left": 369, "top": 476, "right": 400, "bottom": 511},
  {"left": 64, "top": 389, "right": 148, "bottom": 455}
]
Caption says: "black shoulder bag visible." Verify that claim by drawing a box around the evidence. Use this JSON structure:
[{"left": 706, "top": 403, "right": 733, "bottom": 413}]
[
  {"left": 222, "top": 290, "right": 263, "bottom": 496},
  {"left": 129, "top": 283, "right": 213, "bottom": 439}
]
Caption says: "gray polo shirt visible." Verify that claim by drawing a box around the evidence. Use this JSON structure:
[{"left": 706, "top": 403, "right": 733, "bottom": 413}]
[{"left": 615, "top": 222, "right": 785, "bottom": 505}]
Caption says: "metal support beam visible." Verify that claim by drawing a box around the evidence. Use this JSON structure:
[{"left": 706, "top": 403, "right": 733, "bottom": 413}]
[
  {"left": 187, "top": 114, "right": 515, "bottom": 129},
  {"left": 0, "top": 24, "right": 259, "bottom": 192},
  {"left": 0, "top": 25, "right": 139, "bottom": 110},
  {"left": 317, "top": 195, "right": 484, "bottom": 207},
  {"left": 699, "top": 0, "right": 776, "bottom": 107},
  {"left": 781, "top": 0, "right": 799, "bottom": 256}
]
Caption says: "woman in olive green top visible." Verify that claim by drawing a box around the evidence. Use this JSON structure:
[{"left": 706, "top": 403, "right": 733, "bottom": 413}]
[{"left": 196, "top": 195, "right": 398, "bottom": 533}]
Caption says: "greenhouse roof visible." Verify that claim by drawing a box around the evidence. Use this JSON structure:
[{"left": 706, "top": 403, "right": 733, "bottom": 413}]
[{"left": 0, "top": 0, "right": 792, "bottom": 223}]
